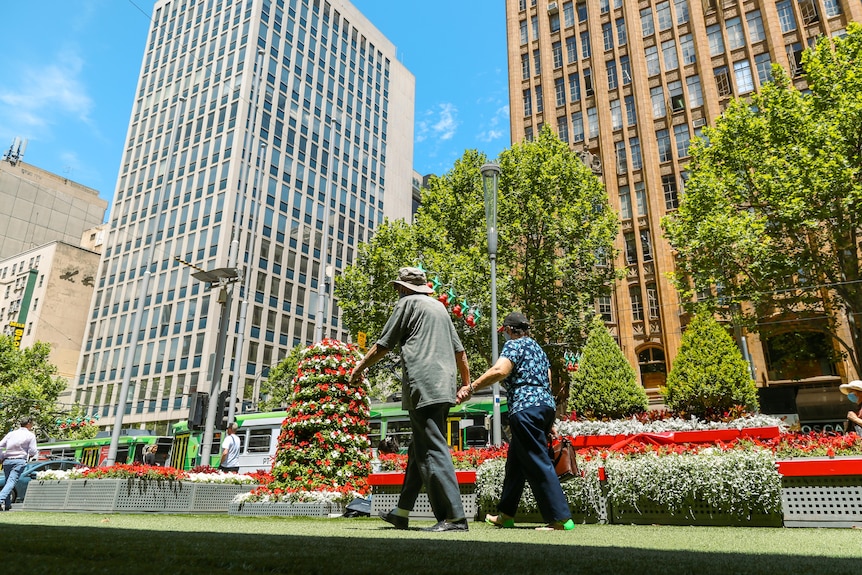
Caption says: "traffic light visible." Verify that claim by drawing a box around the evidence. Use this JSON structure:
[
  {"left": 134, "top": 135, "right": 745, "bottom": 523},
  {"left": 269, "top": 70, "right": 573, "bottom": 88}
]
[
  {"left": 189, "top": 392, "right": 208, "bottom": 430},
  {"left": 216, "top": 390, "right": 230, "bottom": 429}
]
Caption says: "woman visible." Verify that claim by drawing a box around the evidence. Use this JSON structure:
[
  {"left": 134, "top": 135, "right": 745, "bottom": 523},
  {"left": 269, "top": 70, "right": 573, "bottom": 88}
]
[
  {"left": 840, "top": 380, "right": 862, "bottom": 434},
  {"left": 457, "top": 312, "right": 574, "bottom": 531}
]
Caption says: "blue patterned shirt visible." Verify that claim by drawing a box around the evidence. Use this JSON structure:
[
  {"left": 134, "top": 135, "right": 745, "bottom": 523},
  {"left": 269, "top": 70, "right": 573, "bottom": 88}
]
[{"left": 500, "top": 337, "right": 555, "bottom": 415}]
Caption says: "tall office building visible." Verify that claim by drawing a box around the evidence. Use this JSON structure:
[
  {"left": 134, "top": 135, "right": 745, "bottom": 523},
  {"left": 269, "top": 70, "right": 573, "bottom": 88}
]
[
  {"left": 505, "top": 0, "right": 862, "bottom": 409},
  {"left": 74, "top": 0, "right": 415, "bottom": 433}
]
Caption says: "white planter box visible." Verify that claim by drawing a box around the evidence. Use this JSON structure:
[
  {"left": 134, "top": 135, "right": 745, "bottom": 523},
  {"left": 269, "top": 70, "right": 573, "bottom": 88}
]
[
  {"left": 22, "top": 479, "right": 255, "bottom": 514},
  {"left": 229, "top": 501, "right": 344, "bottom": 517}
]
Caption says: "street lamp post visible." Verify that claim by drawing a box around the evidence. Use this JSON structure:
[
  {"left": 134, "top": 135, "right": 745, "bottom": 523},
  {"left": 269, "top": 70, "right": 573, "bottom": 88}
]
[{"left": 481, "top": 162, "right": 502, "bottom": 446}]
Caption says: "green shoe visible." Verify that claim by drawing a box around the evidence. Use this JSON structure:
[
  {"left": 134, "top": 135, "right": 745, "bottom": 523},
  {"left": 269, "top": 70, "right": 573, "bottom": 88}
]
[{"left": 485, "top": 514, "right": 515, "bottom": 528}]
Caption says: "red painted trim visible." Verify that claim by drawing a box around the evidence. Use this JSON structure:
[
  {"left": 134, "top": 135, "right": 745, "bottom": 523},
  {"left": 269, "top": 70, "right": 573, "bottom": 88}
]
[
  {"left": 776, "top": 458, "right": 862, "bottom": 477},
  {"left": 569, "top": 427, "right": 781, "bottom": 449},
  {"left": 368, "top": 470, "right": 477, "bottom": 486}
]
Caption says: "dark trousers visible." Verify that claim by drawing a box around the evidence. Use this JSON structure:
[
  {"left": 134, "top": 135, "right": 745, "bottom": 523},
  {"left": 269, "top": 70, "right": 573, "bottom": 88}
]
[
  {"left": 398, "top": 403, "right": 465, "bottom": 522},
  {"left": 498, "top": 404, "right": 571, "bottom": 524}
]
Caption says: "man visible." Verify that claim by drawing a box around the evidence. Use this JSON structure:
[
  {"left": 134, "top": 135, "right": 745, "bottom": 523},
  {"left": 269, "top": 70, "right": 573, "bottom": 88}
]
[
  {"left": 0, "top": 415, "right": 38, "bottom": 510},
  {"left": 219, "top": 421, "right": 241, "bottom": 473},
  {"left": 350, "top": 266, "right": 471, "bottom": 532}
]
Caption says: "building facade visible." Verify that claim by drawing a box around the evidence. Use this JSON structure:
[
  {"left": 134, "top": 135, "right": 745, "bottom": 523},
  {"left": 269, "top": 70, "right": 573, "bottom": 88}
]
[
  {"left": 0, "top": 154, "right": 107, "bottom": 260},
  {"left": 1, "top": 241, "right": 102, "bottom": 404},
  {"left": 73, "top": 0, "right": 415, "bottom": 433},
  {"left": 505, "top": 0, "right": 862, "bottom": 415}
]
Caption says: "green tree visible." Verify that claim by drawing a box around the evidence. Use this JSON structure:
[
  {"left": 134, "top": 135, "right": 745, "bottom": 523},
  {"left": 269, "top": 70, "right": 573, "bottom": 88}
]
[
  {"left": 0, "top": 335, "right": 66, "bottom": 437},
  {"left": 662, "top": 312, "right": 758, "bottom": 419},
  {"left": 259, "top": 344, "right": 305, "bottom": 411},
  {"left": 336, "top": 128, "right": 619, "bottom": 398},
  {"left": 662, "top": 25, "right": 862, "bottom": 375},
  {"left": 567, "top": 317, "right": 647, "bottom": 419}
]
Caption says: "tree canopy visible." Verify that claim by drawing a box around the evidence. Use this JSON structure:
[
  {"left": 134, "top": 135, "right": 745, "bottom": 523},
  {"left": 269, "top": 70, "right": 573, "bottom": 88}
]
[
  {"left": 662, "top": 24, "right": 862, "bottom": 376},
  {"left": 0, "top": 335, "right": 67, "bottom": 437},
  {"left": 335, "top": 127, "right": 619, "bottom": 394}
]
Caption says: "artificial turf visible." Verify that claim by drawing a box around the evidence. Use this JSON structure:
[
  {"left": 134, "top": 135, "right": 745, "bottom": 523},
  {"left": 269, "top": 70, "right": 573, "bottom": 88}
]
[{"left": 0, "top": 512, "right": 859, "bottom": 574}]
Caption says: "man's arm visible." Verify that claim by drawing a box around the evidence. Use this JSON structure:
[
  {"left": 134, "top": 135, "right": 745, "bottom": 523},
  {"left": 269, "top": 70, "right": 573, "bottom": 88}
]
[
  {"left": 455, "top": 350, "right": 470, "bottom": 389},
  {"left": 349, "top": 343, "right": 391, "bottom": 384}
]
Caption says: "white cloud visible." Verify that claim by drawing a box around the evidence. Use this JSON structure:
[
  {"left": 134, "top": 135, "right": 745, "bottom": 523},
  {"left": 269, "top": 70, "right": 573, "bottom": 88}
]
[
  {"left": 0, "top": 51, "right": 93, "bottom": 137},
  {"left": 417, "top": 102, "right": 459, "bottom": 144},
  {"left": 477, "top": 104, "right": 510, "bottom": 143}
]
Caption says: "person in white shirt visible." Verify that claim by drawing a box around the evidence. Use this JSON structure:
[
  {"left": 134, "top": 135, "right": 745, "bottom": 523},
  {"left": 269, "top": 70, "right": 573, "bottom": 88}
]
[
  {"left": 0, "top": 415, "right": 38, "bottom": 510},
  {"left": 219, "top": 422, "right": 241, "bottom": 473}
]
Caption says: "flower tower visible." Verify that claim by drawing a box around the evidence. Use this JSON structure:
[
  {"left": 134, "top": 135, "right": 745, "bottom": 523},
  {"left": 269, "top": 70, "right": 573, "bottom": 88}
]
[{"left": 269, "top": 339, "right": 371, "bottom": 496}]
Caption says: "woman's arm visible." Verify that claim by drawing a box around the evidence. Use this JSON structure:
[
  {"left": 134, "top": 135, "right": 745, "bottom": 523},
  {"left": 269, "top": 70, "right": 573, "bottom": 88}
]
[{"left": 456, "top": 356, "right": 514, "bottom": 403}]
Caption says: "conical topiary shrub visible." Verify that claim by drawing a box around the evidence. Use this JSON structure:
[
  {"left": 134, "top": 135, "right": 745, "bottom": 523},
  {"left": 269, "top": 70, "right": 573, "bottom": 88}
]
[
  {"left": 267, "top": 339, "right": 371, "bottom": 498},
  {"left": 662, "top": 312, "right": 758, "bottom": 419},
  {"left": 568, "top": 317, "right": 648, "bottom": 419}
]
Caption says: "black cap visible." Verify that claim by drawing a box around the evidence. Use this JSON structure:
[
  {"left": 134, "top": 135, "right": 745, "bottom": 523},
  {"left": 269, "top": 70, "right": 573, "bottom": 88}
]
[{"left": 499, "top": 311, "right": 530, "bottom": 332}]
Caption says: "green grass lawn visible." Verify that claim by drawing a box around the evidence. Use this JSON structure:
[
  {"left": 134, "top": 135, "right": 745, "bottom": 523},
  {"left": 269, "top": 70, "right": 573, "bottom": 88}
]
[{"left": 1, "top": 512, "right": 859, "bottom": 575}]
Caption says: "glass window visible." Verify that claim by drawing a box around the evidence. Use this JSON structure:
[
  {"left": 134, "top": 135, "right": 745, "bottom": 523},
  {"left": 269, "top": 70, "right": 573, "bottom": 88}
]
[
  {"left": 616, "top": 18, "right": 627, "bottom": 46},
  {"left": 645, "top": 45, "right": 661, "bottom": 76},
  {"left": 587, "top": 107, "right": 599, "bottom": 138},
  {"left": 619, "top": 185, "right": 632, "bottom": 219},
  {"left": 610, "top": 99, "right": 623, "bottom": 130},
  {"left": 726, "top": 17, "right": 745, "bottom": 50},
  {"left": 563, "top": 2, "right": 575, "bottom": 27},
  {"left": 566, "top": 36, "right": 578, "bottom": 63},
  {"left": 650, "top": 86, "right": 666, "bottom": 118},
  {"left": 680, "top": 34, "right": 696, "bottom": 65},
  {"left": 600, "top": 0, "right": 610, "bottom": 14},
  {"left": 786, "top": 42, "right": 804, "bottom": 76},
  {"left": 734, "top": 60, "right": 755, "bottom": 94},
  {"left": 580, "top": 31, "right": 591, "bottom": 58},
  {"left": 640, "top": 229, "right": 653, "bottom": 262},
  {"left": 746, "top": 10, "right": 766, "bottom": 43},
  {"left": 550, "top": 12, "right": 561, "bottom": 33},
  {"left": 707, "top": 25, "right": 724, "bottom": 56},
  {"left": 533, "top": 49, "right": 542, "bottom": 75},
  {"left": 715, "top": 65, "right": 732, "bottom": 96},
  {"left": 630, "top": 287, "right": 644, "bottom": 320},
  {"left": 598, "top": 296, "right": 613, "bottom": 322},
  {"left": 618, "top": 56, "right": 632, "bottom": 86},
  {"left": 607, "top": 59, "right": 619, "bottom": 90},
  {"left": 662, "top": 174, "right": 679, "bottom": 210},
  {"left": 520, "top": 20, "right": 528, "bottom": 44},
  {"left": 532, "top": 15, "right": 539, "bottom": 39},
  {"left": 798, "top": 0, "right": 819, "bottom": 25},
  {"left": 631, "top": 137, "right": 642, "bottom": 170},
  {"left": 635, "top": 182, "right": 648, "bottom": 216},
  {"left": 674, "top": 0, "right": 689, "bottom": 24},
  {"left": 754, "top": 53, "right": 773, "bottom": 86},
  {"left": 686, "top": 74, "right": 703, "bottom": 107},
  {"left": 615, "top": 140, "right": 628, "bottom": 174},
  {"left": 640, "top": 7, "right": 654, "bottom": 37},
  {"left": 572, "top": 111, "right": 585, "bottom": 142},
  {"left": 625, "top": 95, "right": 637, "bottom": 126},
  {"left": 552, "top": 41, "right": 563, "bottom": 68},
  {"left": 569, "top": 72, "right": 581, "bottom": 101},
  {"left": 776, "top": 1, "right": 797, "bottom": 33},
  {"left": 557, "top": 116, "right": 569, "bottom": 142},
  {"left": 673, "top": 123, "right": 691, "bottom": 157},
  {"left": 657, "top": 129, "right": 672, "bottom": 162},
  {"left": 823, "top": 0, "right": 842, "bottom": 17},
  {"left": 584, "top": 67, "right": 593, "bottom": 96},
  {"left": 603, "top": 23, "right": 614, "bottom": 51},
  {"left": 624, "top": 231, "right": 638, "bottom": 265},
  {"left": 647, "top": 283, "right": 660, "bottom": 319},
  {"left": 555, "top": 77, "right": 566, "bottom": 106},
  {"left": 656, "top": 2, "right": 672, "bottom": 31},
  {"left": 668, "top": 80, "right": 684, "bottom": 112},
  {"left": 247, "top": 428, "right": 273, "bottom": 453},
  {"left": 662, "top": 40, "right": 679, "bottom": 72},
  {"left": 523, "top": 89, "right": 532, "bottom": 116},
  {"left": 521, "top": 53, "right": 530, "bottom": 80},
  {"left": 577, "top": 1, "right": 587, "bottom": 22},
  {"left": 535, "top": 85, "right": 544, "bottom": 113}
]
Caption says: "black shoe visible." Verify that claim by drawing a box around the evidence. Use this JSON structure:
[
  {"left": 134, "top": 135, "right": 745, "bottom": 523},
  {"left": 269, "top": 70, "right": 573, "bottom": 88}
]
[
  {"left": 424, "top": 519, "right": 469, "bottom": 532},
  {"left": 379, "top": 510, "right": 409, "bottom": 530}
]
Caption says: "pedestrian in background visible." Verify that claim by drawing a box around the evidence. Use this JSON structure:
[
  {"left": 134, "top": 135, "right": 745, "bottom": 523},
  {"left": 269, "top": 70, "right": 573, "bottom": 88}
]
[
  {"left": 0, "top": 415, "right": 38, "bottom": 511},
  {"left": 350, "top": 266, "right": 472, "bottom": 532},
  {"left": 458, "top": 312, "right": 574, "bottom": 531},
  {"left": 219, "top": 421, "right": 241, "bottom": 472}
]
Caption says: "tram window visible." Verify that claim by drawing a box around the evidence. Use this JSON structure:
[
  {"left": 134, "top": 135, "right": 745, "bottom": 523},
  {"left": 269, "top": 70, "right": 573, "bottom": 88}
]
[
  {"left": 368, "top": 421, "right": 382, "bottom": 448},
  {"left": 117, "top": 448, "right": 129, "bottom": 464},
  {"left": 247, "top": 429, "right": 272, "bottom": 453},
  {"left": 385, "top": 420, "right": 413, "bottom": 446}
]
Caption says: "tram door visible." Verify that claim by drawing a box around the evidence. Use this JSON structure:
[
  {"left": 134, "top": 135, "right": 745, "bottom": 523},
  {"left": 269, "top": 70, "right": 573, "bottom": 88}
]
[{"left": 446, "top": 417, "right": 462, "bottom": 451}]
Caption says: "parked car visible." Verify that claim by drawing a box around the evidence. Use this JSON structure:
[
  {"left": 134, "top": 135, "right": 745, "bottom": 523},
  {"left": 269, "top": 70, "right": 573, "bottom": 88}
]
[{"left": 0, "top": 459, "right": 80, "bottom": 504}]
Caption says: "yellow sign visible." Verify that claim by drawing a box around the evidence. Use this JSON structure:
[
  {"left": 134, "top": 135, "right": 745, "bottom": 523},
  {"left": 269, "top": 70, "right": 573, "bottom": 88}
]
[
  {"left": 357, "top": 331, "right": 367, "bottom": 350},
  {"left": 9, "top": 321, "right": 24, "bottom": 348}
]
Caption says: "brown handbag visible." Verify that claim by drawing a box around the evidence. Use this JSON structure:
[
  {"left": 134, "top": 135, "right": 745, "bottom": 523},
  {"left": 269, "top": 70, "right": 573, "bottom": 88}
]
[{"left": 549, "top": 435, "right": 579, "bottom": 482}]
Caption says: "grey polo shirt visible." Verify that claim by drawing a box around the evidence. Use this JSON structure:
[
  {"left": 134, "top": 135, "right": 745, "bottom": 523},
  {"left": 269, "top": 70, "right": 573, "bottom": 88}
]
[{"left": 376, "top": 293, "right": 465, "bottom": 411}]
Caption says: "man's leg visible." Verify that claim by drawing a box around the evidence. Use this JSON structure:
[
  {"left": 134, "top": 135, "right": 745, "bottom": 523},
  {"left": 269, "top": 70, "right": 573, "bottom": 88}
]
[
  {"left": 0, "top": 460, "right": 26, "bottom": 509},
  {"left": 411, "top": 404, "right": 465, "bottom": 523}
]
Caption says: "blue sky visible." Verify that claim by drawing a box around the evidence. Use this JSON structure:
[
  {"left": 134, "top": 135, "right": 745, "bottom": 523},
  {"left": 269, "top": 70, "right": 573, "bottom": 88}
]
[{"left": 0, "top": 0, "right": 510, "bottom": 217}]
